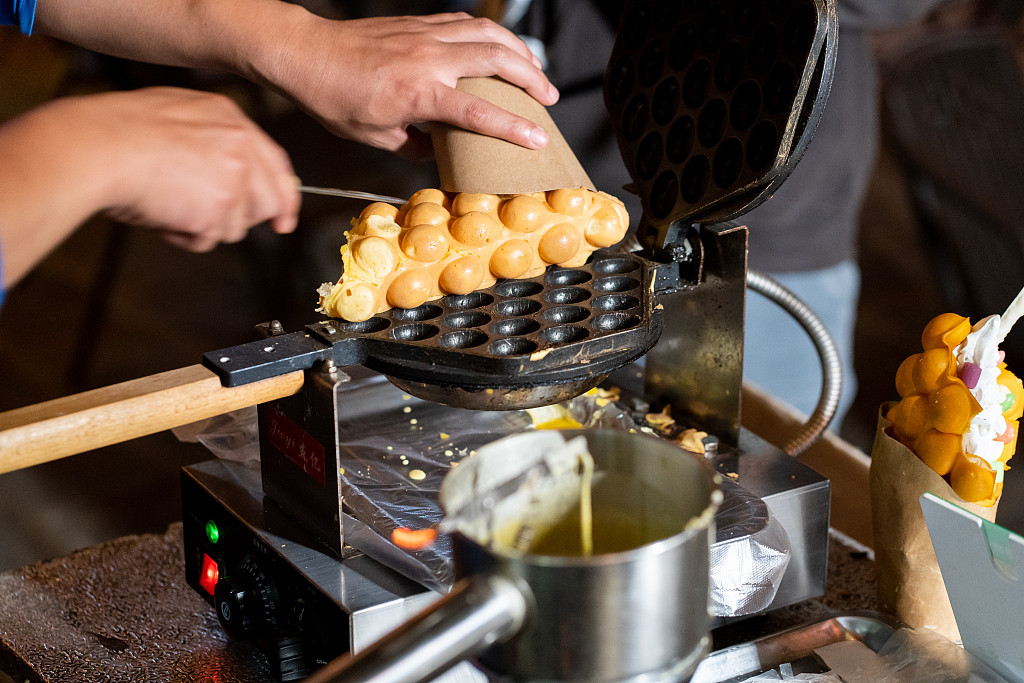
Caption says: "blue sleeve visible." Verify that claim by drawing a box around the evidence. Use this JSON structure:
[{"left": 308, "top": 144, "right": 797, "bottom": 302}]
[{"left": 0, "top": 0, "right": 37, "bottom": 35}]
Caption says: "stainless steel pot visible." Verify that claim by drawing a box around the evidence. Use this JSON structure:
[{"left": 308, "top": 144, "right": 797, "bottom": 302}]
[{"left": 307, "top": 429, "right": 722, "bottom": 683}]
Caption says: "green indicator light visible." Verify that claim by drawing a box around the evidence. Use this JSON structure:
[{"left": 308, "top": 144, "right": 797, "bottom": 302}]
[{"left": 205, "top": 520, "right": 220, "bottom": 544}]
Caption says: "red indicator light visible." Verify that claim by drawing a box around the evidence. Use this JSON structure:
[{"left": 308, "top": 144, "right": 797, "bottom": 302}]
[{"left": 199, "top": 553, "right": 220, "bottom": 595}]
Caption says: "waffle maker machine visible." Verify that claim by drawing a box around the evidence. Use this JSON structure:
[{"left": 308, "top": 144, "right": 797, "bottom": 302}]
[{"left": 181, "top": 0, "right": 839, "bottom": 679}]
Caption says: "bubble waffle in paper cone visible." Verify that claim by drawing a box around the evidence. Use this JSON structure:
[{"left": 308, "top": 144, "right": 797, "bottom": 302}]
[
  {"left": 318, "top": 187, "right": 629, "bottom": 322},
  {"left": 871, "top": 307, "right": 1024, "bottom": 641},
  {"left": 870, "top": 406, "right": 997, "bottom": 642},
  {"left": 884, "top": 313, "right": 1024, "bottom": 505}
]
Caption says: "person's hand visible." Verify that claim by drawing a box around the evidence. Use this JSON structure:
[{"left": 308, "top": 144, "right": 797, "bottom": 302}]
[
  {"left": 258, "top": 13, "right": 560, "bottom": 157},
  {"left": 30, "top": 0, "right": 559, "bottom": 159},
  {"left": 95, "top": 87, "right": 300, "bottom": 252},
  {"left": 0, "top": 87, "right": 301, "bottom": 286}
]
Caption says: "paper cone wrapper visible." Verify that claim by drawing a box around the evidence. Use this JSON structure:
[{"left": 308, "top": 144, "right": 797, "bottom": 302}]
[
  {"left": 431, "top": 77, "right": 595, "bottom": 195},
  {"left": 870, "top": 403, "right": 999, "bottom": 642}
]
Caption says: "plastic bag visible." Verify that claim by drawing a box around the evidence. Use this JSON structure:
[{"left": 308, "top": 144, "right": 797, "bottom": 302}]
[
  {"left": 175, "top": 370, "right": 792, "bottom": 612},
  {"left": 816, "top": 627, "right": 1011, "bottom": 683}
]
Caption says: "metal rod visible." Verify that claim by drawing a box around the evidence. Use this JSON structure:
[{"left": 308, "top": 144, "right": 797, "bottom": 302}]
[
  {"left": 299, "top": 186, "right": 407, "bottom": 205},
  {"left": 305, "top": 574, "right": 528, "bottom": 683}
]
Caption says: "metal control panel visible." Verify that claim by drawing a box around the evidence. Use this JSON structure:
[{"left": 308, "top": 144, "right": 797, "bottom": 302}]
[{"left": 181, "top": 460, "right": 458, "bottom": 682}]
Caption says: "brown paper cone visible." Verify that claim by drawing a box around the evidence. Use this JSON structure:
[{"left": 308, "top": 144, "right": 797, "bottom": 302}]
[
  {"left": 870, "top": 403, "right": 999, "bottom": 642},
  {"left": 431, "top": 77, "right": 595, "bottom": 195}
]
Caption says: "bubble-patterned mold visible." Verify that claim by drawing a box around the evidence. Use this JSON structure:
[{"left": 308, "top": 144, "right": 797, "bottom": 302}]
[
  {"left": 391, "top": 323, "right": 438, "bottom": 342},
  {"left": 606, "top": 0, "right": 837, "bottom": 229},
  {"left": 310, "top": 254, "right": 651, "bottom": 365},
  {"left": 443, "top": 311, "right": 490, "bottom": 329},
  {"left": 445, "top": 292, "right": 494, "bottom": 309},
  {"left": 208, "top": 257, "right": 661, "bottom": 395}
]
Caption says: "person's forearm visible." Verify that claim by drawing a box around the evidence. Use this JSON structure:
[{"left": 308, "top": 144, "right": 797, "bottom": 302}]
[
  {"left": 0, "top": 88, "right": 301, "bottom": 288},
  {"left": 33, "top": 0, "right": 558, "bottom": 155},
  {"left": 33, "top": 0, "right": 309, "bottom": 86},
  {"left": 0, "top": 99, "right": 120, "bottom": 288}
]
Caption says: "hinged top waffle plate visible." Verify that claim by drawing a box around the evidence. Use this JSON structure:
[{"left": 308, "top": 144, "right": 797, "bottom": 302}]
[{"left": 606, "top": 0, "right": 837, "bottom": 243}]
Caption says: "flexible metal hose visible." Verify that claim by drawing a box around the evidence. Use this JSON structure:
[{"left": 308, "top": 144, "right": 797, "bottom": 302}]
[{"left": 745, "top": 270, "right": 843, "bottom": 456}]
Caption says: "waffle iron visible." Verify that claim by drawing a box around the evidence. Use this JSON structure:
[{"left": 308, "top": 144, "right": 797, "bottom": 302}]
[
  {"left": 204, "top": 255, "right": 658, "bottom": 410},
  {"left": 203, "top": 0, "right": 838, "bottom": 412},
  {"left": 178, "top": 4, "right": 840, "bottom": 680}
]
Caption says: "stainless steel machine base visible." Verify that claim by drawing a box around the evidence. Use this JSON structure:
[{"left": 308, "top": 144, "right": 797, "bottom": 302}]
[{"left": 182, "top": 421, "right": 828, "bottom": 680}]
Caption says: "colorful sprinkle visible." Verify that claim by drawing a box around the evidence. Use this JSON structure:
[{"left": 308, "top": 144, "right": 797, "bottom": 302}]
[
  {"left": 960, "top": 361, "right": 982, "bottom": 389},
  {"left": 996, "top": 426, "right": 1015, "bottom": 444},
  {"left": 1002, "top": 391, "right": 1016, "bottom": 412}
]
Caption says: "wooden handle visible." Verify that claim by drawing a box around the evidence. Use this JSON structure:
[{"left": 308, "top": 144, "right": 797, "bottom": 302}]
[{"left": 0, "top": 365, "right": 305, "bottom": 474}]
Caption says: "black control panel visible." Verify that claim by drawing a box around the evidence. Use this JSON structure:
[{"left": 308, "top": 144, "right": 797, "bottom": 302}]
[{"left": 181, "top": 468, "right": 350, "bottom": 681}]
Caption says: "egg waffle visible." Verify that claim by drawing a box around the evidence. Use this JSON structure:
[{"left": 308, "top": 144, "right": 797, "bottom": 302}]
[{"left": 319, "top": 188, "right": 629, "bottom": 323}]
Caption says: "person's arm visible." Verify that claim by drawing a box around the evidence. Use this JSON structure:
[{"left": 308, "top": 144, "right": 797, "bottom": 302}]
[
  {"left": 33, "top": 0, "right": 559, "bottom": 157},
  {"left": 0, "top": 87, "right": 300, "bottom": 289}
]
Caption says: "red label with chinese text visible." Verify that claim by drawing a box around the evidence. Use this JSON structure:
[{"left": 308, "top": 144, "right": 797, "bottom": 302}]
[{"left": 266, "top": 406, "right": 326, "bottom": 485}]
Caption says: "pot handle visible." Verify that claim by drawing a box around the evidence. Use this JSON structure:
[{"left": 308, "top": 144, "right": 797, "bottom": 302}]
[{"left": 306, "top": 573, "right": 528, "bottom": 683}]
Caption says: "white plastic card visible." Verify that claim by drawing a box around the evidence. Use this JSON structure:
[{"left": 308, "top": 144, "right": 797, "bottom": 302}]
[{"left": 920, "top": 492, "right": 1024, "bottom": 682}]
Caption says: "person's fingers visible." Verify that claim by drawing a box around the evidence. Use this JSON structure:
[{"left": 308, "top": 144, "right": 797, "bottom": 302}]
[
  {"left": 211, "top": 188, "right": 250, "bottom": 244},
  {"left": 160, "top": 229, "right": 219, "bottom": 253},
  {"left": 442, "top": 41, "right": 557, "bottom": 106},
  {"left": 243, "top": 125, "right": 301, "bottom": 234},
  {"left": 238, "top": 168, "right": 288, "bottom": 240},
  {"left": 436, "top": 88, "right": 549, "bottom": 149},
  {"left": 431, "top": 16, "right": 542, "bottom": 68},
  {"left": 271, "top": 173, "right": 301, "bottom": 234},
  {"left": 409, "top": 11, "right": 474, "bottom": 24}
]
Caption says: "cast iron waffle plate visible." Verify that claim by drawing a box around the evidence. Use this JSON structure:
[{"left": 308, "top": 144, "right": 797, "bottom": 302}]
[
  {"left": 605, "top": 0, "right": 837, "bottom": 234},
  {"left": 203, "top": 253, "right": 661, "bottom": 391}
]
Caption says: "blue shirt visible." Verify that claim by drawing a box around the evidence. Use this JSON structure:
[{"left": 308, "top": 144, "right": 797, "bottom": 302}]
[
  {"left": 2, "top": 0, "right": 35, "bottom": 305},
  {"left": 0, "top": 0, "right": 36, "bottom": 35}
]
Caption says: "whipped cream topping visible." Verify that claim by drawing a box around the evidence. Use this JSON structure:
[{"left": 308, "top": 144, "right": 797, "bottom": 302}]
[{"left": 957, "top": 315, "right": 1012, "bottom": 480}]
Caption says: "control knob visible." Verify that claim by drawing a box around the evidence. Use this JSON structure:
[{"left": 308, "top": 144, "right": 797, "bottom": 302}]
[{"left": 213, "top": 555, "right": 281, "bottom": 640}]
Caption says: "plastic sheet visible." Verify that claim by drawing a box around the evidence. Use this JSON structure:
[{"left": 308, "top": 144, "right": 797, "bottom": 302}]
[
  {"left": 816, "top": 627, "right": 1011, "bottom": 683},
  {"left": 174, "top": 372, "right": 791, "bottom": 614},
  {"left": 173, "top": 407, "right": 261, "bottom": 463},
  {"left": 739, "top": 672, "right": 842, "bottom": 683}
]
